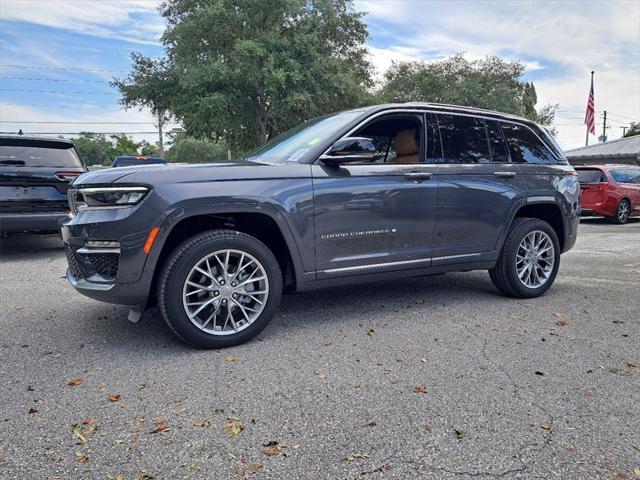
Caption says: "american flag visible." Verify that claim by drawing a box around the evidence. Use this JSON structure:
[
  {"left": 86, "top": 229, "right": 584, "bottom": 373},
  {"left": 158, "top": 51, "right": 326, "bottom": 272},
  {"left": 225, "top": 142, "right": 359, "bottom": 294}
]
[{"left": 584, "top": 75, "right": 596, "bottom": 135}]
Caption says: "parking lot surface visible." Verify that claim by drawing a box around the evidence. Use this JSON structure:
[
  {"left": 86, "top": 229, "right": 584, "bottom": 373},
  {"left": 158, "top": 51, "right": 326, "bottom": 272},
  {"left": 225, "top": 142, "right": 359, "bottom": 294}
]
[{"left": 1, "top": 219, "right": 638, "bottom": 479}]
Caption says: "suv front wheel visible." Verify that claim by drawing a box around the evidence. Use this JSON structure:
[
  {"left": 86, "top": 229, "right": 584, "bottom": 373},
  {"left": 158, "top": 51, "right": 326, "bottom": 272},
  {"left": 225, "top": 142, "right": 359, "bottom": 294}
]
[
  {"left": 489, "top": 218, "right": 560, "bottom": 298},
  {"left": 158, "top": 230, "right": 283, "bottom": 348}
]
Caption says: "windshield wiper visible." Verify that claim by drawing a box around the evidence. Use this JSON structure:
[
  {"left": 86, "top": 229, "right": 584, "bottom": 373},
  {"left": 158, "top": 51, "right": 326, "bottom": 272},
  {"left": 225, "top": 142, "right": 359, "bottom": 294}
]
[{"left": 0, "top": 160, "right": 26, "bottom": 166}]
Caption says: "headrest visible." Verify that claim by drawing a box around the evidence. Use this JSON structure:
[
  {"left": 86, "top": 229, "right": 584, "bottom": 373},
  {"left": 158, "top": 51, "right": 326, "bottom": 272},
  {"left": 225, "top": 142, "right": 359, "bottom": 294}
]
[{"left": 395, "top": 129, "right": 418, "bottom": 156}]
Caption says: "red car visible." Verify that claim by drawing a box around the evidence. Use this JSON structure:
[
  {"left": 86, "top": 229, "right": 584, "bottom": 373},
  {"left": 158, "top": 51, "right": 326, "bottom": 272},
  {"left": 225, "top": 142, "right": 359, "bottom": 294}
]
[{"left": 576, "top": 164, "right": 640, "bottom": 224}]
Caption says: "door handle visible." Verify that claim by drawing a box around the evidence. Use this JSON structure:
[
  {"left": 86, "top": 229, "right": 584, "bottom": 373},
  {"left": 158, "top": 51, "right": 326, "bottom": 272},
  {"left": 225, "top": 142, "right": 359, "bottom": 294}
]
[
  {"left": 403, "top": 172, "right": 433, "bottom": 181},
  {"left": 494, "top": 171, "right": 516, "bottom": 178}
]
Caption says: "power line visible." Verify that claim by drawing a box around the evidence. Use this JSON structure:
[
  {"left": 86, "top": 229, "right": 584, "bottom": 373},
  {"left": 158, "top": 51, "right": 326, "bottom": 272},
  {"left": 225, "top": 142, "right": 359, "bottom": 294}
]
[
  {"left": 1, "top": 121, "right": 156, "bottom": 125},
  {"left": 1, "top": 89, "right": 116, "bottom": 95},
  {"left": 0, "top": 76, "right": 109, "bottom": 84},
  {"left": 0, "top": 64, "right": 127, "bottom": 73}
]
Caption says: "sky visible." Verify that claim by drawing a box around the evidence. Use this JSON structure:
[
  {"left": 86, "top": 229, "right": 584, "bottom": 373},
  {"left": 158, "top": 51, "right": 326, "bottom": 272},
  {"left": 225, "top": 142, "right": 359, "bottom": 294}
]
[{"left": 0, "top": 0, "right": 639, "bottom": 150}]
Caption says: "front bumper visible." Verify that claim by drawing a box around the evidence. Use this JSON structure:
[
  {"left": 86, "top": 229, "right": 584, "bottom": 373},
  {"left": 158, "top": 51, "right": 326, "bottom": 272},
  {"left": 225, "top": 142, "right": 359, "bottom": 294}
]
[
  {"left": 0, "top": 211, "right": 68, "bottom": 233},
  {"left": 61, "top": 202, "right": 160, "bottom": 307}
]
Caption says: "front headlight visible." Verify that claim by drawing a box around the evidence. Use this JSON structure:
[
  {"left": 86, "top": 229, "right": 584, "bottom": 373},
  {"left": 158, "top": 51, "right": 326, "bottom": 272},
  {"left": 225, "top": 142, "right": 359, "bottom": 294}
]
[{"left": 78, "top": 187, "right": 149, "bottom": 209}]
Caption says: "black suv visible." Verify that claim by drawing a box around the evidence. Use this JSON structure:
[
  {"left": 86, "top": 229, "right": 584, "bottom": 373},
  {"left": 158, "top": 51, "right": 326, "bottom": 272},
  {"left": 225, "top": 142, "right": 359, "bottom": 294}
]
[
  {"left": 62, "top": 103, "right": 579, "bottom": 348},
  {"left": 0, "top": 135, "right": 86, "bottom": 234}
]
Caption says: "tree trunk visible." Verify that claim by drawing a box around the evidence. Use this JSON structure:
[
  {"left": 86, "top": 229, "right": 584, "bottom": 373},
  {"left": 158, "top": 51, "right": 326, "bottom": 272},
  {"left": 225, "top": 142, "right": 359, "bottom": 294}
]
[
  {"left": 256, "top": 115, "right": 268, "bottom": 146},
  {"left": 157, "top": 111, "right": 165, "bottom": 156}
]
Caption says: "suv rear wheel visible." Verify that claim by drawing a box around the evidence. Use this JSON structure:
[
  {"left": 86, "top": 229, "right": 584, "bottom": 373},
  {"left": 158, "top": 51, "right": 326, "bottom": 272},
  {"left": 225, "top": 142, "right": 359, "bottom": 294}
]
[
  {"left": 158, "top": 230, "right": 282, "bottom": 348},
  {"left": 489, "top": 218, "right": 560, "bottom": 298}
]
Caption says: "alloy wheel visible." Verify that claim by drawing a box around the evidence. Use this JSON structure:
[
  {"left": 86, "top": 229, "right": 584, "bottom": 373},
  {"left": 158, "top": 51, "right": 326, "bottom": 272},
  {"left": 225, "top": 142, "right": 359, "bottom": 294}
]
[
  {"left": 618, "top": 201, "right": 630, "bottom": 223},
  {"left": 516, "top": 230, "right": 555, "bottom": 289},
  {"left": 182, "top": 249, "right": 269, "bottom": 335}
]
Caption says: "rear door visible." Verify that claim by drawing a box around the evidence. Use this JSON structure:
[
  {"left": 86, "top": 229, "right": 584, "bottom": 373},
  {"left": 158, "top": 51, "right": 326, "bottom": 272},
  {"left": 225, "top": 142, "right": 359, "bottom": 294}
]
[
  {"left": 432, "top": 113, "right": 527, "bottom": 262},
  {"left": 610, "top": 167, "right": 640, "bottom": 213},
  {"left": 0, "top": 138, "right": 86, "bottom": 214}
]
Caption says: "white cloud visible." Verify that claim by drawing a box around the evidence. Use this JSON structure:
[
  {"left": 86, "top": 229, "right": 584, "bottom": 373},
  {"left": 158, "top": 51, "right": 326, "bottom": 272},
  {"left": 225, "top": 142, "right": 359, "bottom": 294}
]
[
  {"left": 357, "top": 0, "right": 640, "bottom": 149},
  {"left": 0, "top": 0, "right": 164, "bottom": 45}
]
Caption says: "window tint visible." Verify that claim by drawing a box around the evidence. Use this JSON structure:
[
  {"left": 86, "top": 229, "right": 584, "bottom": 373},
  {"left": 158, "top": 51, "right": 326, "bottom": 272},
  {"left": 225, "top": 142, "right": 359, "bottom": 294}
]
[
  {"left": 485, "top": 120, "right": 510, "bottom": 163},
  {"left": 500, "top": 122, "right": 556, "bottom": 164},
  {"left": 577, "top": 169, "right": 607, "bottom": 183},
  {"left": 438, "top": 114, "right": 490, "bottom": 164}
]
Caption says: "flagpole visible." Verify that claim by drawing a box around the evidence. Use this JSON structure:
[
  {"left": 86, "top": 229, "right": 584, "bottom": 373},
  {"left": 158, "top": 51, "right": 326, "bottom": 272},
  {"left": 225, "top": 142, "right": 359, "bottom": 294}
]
[{"left": 586, "top": 71, "right": 594, "bottom": 147}]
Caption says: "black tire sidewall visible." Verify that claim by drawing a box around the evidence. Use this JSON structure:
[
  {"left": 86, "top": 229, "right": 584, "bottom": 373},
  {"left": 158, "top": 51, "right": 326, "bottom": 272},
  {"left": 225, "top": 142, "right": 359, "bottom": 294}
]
[
  {"left": 503, "top": 219, "right": 561, "bottom": 298},
  {"left": 616, "top": 200, "right": 630, "bottom": 224},
  {"left": 158, "top": 231, "right": 282, "bottom": 348}
]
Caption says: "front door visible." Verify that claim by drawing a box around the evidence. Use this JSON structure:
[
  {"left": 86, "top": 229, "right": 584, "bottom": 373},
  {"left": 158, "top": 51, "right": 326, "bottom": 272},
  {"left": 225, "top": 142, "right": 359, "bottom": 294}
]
[{"left": 311, "top": 112, "right": 439, "bottom": 276}]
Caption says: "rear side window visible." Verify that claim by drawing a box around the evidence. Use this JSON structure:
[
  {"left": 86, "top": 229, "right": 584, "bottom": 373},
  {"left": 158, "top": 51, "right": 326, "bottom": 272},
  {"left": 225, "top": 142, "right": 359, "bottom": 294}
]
[
  {"left": 500, "top": 122, "right": 556, "bottom": 164},
  {"left": 438, "top": 114, "right": 490, "bottom": 163},
  {"left": 577, "top": 169, "right": 607, "bottom": 183},
  {"left": 0, "top": 141, "right": 82, "bottom": 168},
  {"left": 485, "top": 120, "right": 510, "bottom": 163}
]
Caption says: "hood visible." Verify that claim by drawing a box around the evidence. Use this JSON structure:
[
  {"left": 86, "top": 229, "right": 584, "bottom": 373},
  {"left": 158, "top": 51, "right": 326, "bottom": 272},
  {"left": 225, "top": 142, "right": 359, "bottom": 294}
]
[{"left": 73, "top": 160, "right": 311, "bottom": 187}]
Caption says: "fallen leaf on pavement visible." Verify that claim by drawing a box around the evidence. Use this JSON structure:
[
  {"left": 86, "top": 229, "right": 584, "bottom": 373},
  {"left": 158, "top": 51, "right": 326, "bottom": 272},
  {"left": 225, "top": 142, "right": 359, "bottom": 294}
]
[
  {"left": 224, "top": 357, "right": 237, "bottom": 363},
  {"left": 28, "top": 408, "right": 38, "bottom": 414},
  {"left": 193, "top": 419, "right": 210, "bottom": 428},
  {"left": 75, "top": 451, "right": 89, "bottom": 463},
  {"left": 535, "top": 371, "right": 545, "bottom": 376},
  {"left": 365, "top": 421, "right": 377, "bottom": 427},
  {"left": 108, "top": 393, "right": 121, "bottom": 402},
  {"left": 150, "top": 418, "right": 169, "bottom": 434},
  {"left": 421, "top": 358, "right": 427, "bottom": 363},
  {"left": 224, "top": 420, "right": 244, "bottom": 437},
  {"left": 67, "top": 378, "right": 83, "bottom": 387},
  {"left": 344, "top": 453, "right": 370, "bottom": 461},
  {"left": 633, "top": 468, "right": 640, "bottom": 479},
  {"left": 414, "top": 386, "right": 428, "bottom": 394},
  {"left": 314, "top": 370, "right": 327, "bottom": 379},
  {"left": 72, "top": 425, "right": 87, "bottom": 444},
  {"left": 454, "top": 429, "right": 464, "bottom": 440},
  {"left": 292, "top": 443, "right": 301, "bottom": 449},
  {"left": 540, "top": 423, "right": 552, "bottom": 430},
  {"left": 367, "top": 329, "right": 375, "bottom": 337},
  {"left": 555, "top": 318, "right": 569, "bottom": 326},
  {"left": 626, "top": 362, "right": 637, "bottom": 368}
]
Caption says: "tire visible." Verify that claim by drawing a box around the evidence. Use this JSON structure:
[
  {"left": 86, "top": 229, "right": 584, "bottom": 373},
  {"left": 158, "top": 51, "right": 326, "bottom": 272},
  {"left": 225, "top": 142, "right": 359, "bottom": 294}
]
[
  {"left": 158, "top": 229, "right": 282, "bottom": 348},
  {"left": 489, "top": 218, "right": 561, "bottom": 298},
  {"left": 607, "top": 199, "right": 630, "bottom": 224}
]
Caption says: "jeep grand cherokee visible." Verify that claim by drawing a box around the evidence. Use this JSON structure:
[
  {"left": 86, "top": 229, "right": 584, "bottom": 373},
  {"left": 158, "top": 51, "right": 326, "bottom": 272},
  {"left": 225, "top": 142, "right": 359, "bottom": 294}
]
[{"left": 62, "top": 103, "right": 580, "bottom": 348}]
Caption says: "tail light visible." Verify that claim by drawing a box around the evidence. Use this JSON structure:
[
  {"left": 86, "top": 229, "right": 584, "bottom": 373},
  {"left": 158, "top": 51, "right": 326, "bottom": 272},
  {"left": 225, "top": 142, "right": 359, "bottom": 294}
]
[
  {"left": 581, "top": 182, "right": 608, "bottom": 190},
  {"left": 56, "top": 171, "right": 82, "bottom": 182}
]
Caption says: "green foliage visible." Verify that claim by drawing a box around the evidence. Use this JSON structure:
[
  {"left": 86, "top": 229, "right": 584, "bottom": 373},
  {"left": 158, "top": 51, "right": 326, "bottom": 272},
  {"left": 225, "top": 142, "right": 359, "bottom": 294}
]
[
  {"left": 378, "top": 54, "right": 557, "bottom": 127},
  {"left": 119, "top": 0, "right": 372, "bottom": 150},
  {"left": 72, "top": 132, "right": 160, "bottom": 166},
  {"left": 164, "top": 138, "right": 228, "bottom": 163},
  {"left": 623, "top": 122, "right": 640, "bottom": 138}
]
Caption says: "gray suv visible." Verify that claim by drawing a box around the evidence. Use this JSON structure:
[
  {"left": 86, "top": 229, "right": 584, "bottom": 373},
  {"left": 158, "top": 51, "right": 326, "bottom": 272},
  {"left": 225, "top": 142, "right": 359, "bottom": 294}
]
[{"left": 62, "top": 103, "right": 580, "bottom": 348}]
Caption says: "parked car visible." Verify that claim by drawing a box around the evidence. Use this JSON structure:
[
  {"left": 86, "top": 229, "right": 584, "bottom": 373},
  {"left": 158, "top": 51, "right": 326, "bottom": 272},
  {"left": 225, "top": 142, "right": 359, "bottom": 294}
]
[
  {"left": 575, "top": 164, "right": 640, "bottom": 224},
  {"left": 62, "top": 103, "right": 579, "bottom": 348},
  {"left": 0, "top": 135, "right": 86, "bottom": 234},
  {"left": 111, "top": 156, "right": 165, "bottom": 168}
]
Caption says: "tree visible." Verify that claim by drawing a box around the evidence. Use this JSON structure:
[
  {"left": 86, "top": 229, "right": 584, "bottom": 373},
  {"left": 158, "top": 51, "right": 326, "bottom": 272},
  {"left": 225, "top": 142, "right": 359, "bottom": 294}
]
[
  {"left": 112, "top": 53, "right": 177, "bottom": 155},
  {"left": 73, "top": 133, "right": 115, "bottom": 166},
  {"left": 623, "top": 122, "right": 640, "bottom": 137},
  {"left": 379, "top": 54, "right": 557, "bottom": 127},
  {"left": 148, "top": 0, "right": 372, "bottom": 150},
  {"left": 165, "top": 138, "right": 229, "bottom": 163}
]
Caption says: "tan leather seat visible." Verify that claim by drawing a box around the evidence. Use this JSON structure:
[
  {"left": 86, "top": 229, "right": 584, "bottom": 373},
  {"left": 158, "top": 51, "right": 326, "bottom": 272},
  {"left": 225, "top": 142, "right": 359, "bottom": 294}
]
[{"left": 391, "top": 129, "right": 420, "bottom": 164}]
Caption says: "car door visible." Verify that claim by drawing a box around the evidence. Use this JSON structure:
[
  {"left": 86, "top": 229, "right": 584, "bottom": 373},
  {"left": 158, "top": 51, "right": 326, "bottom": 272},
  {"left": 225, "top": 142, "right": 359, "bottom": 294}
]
[
  {"left": 432, "top": 114, "right": 527, "bottom": 263},
  {"left": 311, "top": 111, "right": 439, "bottom": 276}
]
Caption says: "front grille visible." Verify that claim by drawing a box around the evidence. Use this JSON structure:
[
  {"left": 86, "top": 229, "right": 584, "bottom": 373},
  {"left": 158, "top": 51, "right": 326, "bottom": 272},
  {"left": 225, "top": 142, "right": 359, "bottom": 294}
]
[
  {"left": 65, "top": 244, "right": 84, "bottom": 279},
  {"left": 86, "top": 253, "right": 119, "bottom": 278}
]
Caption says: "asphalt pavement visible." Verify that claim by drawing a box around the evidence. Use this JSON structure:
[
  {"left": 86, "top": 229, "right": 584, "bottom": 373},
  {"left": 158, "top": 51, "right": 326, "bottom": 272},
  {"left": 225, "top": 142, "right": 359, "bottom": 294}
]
[{"left": 0, "top": 218, "right": 638, "bottom": 479}]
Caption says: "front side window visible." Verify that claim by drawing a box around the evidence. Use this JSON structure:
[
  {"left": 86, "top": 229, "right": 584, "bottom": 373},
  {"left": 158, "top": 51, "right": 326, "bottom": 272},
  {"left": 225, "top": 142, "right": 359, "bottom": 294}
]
[
  {"left": 438, "top": 114, "right": 490, "bottom": 164},
  {"left": 351, "top": 114, "right": 423, "bottom": 164},
  {"left": 500, "top": 122, "right": 556, "bottom": 164}
]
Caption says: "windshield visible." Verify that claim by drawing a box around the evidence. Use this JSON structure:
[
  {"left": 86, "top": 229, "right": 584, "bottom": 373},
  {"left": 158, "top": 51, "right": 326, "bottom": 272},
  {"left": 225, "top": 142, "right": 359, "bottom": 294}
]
[{"left": 244, "top": 110, "right": 365, "bottom": 164}]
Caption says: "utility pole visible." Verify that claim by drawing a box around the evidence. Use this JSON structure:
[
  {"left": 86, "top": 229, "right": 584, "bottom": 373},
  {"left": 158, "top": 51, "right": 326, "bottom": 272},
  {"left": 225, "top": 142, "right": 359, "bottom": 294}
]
[
  {"left": 601, "top": 110, "right": 607, "bottom": 143},
  {"left": 157, "top": 110, "right": 164, "bottom": 156},
  {"left": 620, "top": 126, "right": 628, "bottom": 137}
]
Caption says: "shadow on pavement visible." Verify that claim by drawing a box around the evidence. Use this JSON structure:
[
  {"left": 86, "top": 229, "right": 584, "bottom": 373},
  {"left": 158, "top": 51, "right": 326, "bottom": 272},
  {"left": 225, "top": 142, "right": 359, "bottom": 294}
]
[{"left": 0, "top": 233, "right": 63, "bottom": 260}]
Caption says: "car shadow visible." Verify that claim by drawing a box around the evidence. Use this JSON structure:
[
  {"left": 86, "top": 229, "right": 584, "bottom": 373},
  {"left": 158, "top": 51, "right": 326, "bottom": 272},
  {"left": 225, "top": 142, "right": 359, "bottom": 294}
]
[
  {"left": 580, "top": 216, "right": 640, "bottom": 225},
  {"left": 0, "top": 233, "right": 63, "bottom": 260}
]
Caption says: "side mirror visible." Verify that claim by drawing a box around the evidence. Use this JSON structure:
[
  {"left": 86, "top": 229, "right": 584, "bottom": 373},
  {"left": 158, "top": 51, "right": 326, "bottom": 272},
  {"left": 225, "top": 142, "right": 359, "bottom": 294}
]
[{"left": 320, "top": 137, "right": 377, "bottom": 165}]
